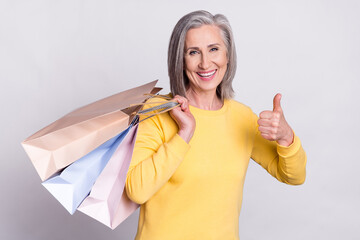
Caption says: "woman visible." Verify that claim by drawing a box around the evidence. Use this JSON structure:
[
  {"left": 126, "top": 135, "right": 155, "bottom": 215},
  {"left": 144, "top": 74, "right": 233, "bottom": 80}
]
[{"left": 125, "top": 10, "right": 306, "bottom": 240}]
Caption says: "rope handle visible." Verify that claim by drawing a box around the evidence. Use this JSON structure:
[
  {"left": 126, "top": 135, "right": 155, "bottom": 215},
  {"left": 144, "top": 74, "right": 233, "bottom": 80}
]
[
  {"left": 129, "top": 100, "right": 177, "bottom": 107},
  {"left": 137, "top": 101, "right": 179, "bottom": 116},
  {"left": 129, "top": 94, "right": 180, "bottom": 124}
]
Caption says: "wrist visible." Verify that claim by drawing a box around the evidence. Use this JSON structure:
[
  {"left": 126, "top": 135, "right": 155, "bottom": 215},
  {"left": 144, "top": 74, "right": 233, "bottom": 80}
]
[
  {"left": 277, "top": 130, "right": 294, "bottom": 147},
  {"left": 178, "top": 129, "right": 194, "bottom": 143}
]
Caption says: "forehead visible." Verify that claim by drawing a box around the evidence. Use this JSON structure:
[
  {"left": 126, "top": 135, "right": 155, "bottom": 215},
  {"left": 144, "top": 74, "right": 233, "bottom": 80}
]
[{"left": 185, "top": 25, "right": 224, "bottom": 47}]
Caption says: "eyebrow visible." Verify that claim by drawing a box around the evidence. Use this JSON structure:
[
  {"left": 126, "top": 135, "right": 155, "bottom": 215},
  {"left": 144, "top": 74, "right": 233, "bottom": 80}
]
[{"left": 185, "top": 43, "right": 221, "bottom": 52}]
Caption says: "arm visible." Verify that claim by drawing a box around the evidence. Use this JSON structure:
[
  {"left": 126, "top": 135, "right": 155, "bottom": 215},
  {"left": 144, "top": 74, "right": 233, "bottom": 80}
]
[
  {"left": 125, "top": 96, "right": 194, "bottom": 204},
  {"left": 252, "top": 94, "right": 306, "bottom": 185},
  {"left": 251, "top": 124, "right": 307, "bottom": 185}
]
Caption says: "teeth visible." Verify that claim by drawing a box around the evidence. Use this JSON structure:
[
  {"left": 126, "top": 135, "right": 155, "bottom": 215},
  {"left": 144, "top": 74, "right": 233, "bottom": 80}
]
[{"left": 197, "top": 70, "right": 216, "bottom": 77}]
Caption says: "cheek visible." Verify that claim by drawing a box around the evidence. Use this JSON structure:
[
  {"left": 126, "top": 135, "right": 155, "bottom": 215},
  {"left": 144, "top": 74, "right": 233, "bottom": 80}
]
[
  {"left": 212, "top": 52, "right": 228, "bottom": 67},
  {"left": 184, "top": 63, "right": 196, "bottom": 80},
  {"left": 219, "top": 53, "right": 229, "bottom": 67},
  {"left": 184, "top": 57, "right": 199, "bottom": 72}
]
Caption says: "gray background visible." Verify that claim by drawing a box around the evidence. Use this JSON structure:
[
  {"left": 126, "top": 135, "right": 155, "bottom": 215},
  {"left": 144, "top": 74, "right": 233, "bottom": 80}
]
[{"left": 1, "top": 0, "right": 359, "bottom": 239}]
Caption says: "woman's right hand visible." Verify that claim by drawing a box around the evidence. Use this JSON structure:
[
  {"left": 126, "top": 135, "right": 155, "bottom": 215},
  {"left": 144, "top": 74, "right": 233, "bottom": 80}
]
[{"left": 169, "top": 95, "right": 196, "bottom": 143}]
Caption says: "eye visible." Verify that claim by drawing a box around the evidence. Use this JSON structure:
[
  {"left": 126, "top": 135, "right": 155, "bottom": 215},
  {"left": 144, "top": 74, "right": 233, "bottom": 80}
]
[
  {"left": 210, "top": 47, "right": 218, "bottom": 52},
  {"left": 189, "top": 50, "right": 198, "bottom": 55}
]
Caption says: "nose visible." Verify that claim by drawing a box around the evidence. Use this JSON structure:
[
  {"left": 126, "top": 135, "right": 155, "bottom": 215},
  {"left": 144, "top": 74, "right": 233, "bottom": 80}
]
[{"left": 199, "top": 52, "right": 210, "bottom": 70}]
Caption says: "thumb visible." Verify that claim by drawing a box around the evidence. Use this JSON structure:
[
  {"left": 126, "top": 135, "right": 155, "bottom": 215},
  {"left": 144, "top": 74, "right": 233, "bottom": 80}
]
[{"left": 273, "top": 93, "right": 282, "bottom": 112}]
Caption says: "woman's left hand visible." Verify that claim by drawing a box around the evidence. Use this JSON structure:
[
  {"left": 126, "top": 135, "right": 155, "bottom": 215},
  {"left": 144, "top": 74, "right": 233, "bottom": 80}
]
[{"left": 257, "top": 93, "right": 294, "bottom": 147}]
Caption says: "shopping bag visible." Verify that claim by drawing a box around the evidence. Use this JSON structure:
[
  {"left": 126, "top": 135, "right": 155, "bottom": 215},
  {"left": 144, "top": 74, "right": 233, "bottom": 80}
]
[
  {"left": 77, "top": 101, "right": 179, "bottom": 229},
  {"left": 42, "top": 126, "right": 132, "bottom": 214},
  {"left": 40, "top": 100, "right": 178, "bottom": 217},
  {"left": 22, "top": 80, "right": 179, "bottom": 229},
  {"left": 78, "top": 123, "right": 139, "bottom": 229},
  {"left": 22, "top": 80, "right": 160, "bottom": 181}
]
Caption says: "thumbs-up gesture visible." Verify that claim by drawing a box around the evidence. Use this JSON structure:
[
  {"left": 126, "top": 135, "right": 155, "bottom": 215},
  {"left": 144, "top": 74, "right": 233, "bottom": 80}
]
[{"left": 258, "top": 93, "right": 294, "bottom": 147}]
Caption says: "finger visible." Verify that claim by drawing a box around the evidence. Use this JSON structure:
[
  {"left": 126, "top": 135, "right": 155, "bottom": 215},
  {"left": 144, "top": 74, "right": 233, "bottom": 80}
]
[
  {"left": 273, "top": 93, "right": 282, "bottom": 112},
  {"left": 258, "top": 126, "right": 277, "bottom": 135},
  {"left": 258, "top": 119, "right": 280, "bottom": 128},
  {"left": 257, "top": 118, "right": 273, "bottom": 127},
  {"left": 179, "top": 98, "right": 188, "bottom": 111},
  {"left": 172, "top": 95, "right": 184, "bottom": 103},
  {"left": 259, "top": 110, "right": 273, "bottom": 119},
  {"left": 260, "top": 133, "right": 275, "bottom": 141},
  {"left": 172, "top": 95, "right": 188, "bottom": 111},
  {"left": 172, "top": 95, "right": 184, "bottom": 105},
  {"left": 259, "top": 119, "right": 280, "bottom": 127},
  {"left": 182, "top": 98, "right": 189, "bottom": 111}
]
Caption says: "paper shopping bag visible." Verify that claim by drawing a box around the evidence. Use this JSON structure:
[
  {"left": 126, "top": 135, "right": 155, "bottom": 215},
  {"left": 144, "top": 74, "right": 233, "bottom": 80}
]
[
  {"left": 42, "top": 126, "right": 132, "bottom": 214},
  {"left": 22, "top": 80, "right": 159, "bottom": 181},
  {"left": 76, "top": 101, "right": 179, "bottom": 229},
  {"left": 78, "top": 124, "right": 139, "bottom": 229}
]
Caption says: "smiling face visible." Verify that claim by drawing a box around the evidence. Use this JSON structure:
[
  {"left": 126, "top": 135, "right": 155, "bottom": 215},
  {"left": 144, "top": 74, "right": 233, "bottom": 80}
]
[{"left": 184, "top": 24, "right": 228, "bottom": 97}]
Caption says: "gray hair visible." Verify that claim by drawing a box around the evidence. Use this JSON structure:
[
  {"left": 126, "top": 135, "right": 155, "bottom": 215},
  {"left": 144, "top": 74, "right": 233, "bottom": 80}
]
[{"left": 168, "top": 10, "right": 237, "bottom": 100}]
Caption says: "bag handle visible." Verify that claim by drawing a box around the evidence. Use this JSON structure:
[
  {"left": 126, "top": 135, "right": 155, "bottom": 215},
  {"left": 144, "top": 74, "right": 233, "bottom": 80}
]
[
  {"left": 137, "top": 101, "right": 179, "bottom": 116},
  {"left": 129, "top": 94, "right": 180, "bottom": 125}
]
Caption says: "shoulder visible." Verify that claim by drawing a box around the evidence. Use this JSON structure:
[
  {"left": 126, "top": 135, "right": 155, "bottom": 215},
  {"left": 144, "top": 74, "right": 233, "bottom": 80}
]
[
  {"left": 143, "top": 94, "right": 171, "bottom": 106},
  {"left": 226, "top": 99, "right": 258, "bottom": 129},
  {"left": 137, "top": 93, "right": 178, "bottom": 142},
  {"left": 139, "top": 93, "right": 176, "bottom": 126},
  {"left": 226, "top": 99, "right": 256, "bottom": 118},
  {"left": 226, "top": 99, "right": 258, "bottom": 134}
]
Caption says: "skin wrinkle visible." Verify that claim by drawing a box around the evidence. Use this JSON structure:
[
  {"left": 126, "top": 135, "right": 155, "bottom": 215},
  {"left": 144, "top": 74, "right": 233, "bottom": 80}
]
[{"left": 183, "top": 25, "right": 228, "bottom": 111}]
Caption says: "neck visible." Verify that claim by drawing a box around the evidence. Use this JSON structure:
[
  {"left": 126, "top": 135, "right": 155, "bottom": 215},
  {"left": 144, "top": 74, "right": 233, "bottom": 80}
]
[{"left": 185, "top": 88, "right": 223, "bottom": 110}]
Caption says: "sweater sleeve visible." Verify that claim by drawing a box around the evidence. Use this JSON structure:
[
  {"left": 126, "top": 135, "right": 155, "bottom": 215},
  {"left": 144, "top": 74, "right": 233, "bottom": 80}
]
[
  {"left": 125, "top": 101, "right": 190, "bottom": 204},
  {"left": 250, "top": 113, "right": 307, "bottom": 185}
]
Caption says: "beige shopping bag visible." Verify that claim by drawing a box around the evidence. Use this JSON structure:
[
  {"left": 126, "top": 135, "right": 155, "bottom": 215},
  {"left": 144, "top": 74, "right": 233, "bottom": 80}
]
[{"left": 22, "top": 80, "right": 160, "bottom": 181}]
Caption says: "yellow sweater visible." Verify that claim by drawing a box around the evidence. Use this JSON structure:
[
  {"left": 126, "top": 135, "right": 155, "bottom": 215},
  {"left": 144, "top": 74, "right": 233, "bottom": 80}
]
[{"left": 126, "top": 98, "right": 306, "bottom": 240}]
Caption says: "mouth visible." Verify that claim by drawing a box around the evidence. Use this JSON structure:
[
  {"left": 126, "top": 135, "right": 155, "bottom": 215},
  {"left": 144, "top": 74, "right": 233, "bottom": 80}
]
[{"left": 196, "top": 70, "right": 217, "bottom": 81}]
